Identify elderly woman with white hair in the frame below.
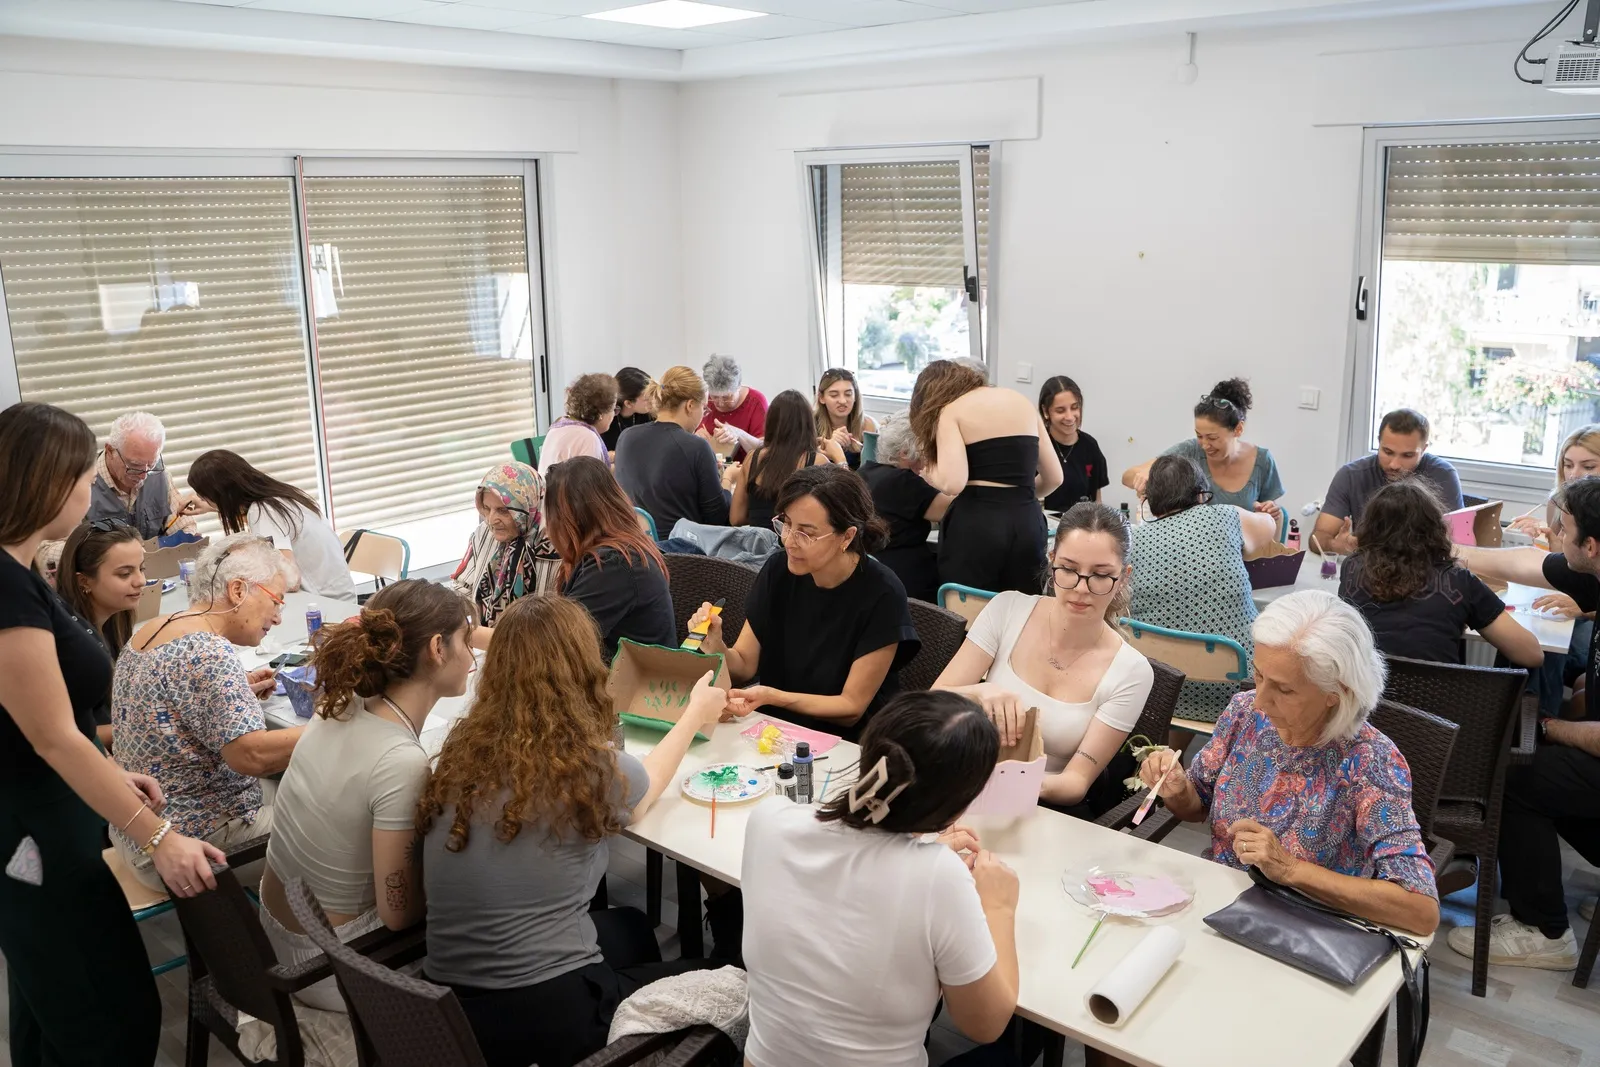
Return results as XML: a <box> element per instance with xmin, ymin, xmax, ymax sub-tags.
<box><xmin>859</xmin><ymin>412</ymin><xmax>952</xmax><ymax>602</ymax></box>
<box><xmin>1138</xmin><ymin>590</ymin><xmax>1440</xmax><ymax>936</ymax></box>
<box><xmin>696</xmin><ymin>354</ymin><xmax>768</xmax><ymax>462</ymax></box>
<box><xmin>111</xmin><ymin>533</ymin><xmax>305</xmax><ymax>891</ymax></box>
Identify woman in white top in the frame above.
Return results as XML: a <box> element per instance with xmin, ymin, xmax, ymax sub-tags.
<box><xmin>935</xmin><ymin>501</ymin><xmax>1154</xmax><ymax>815</ymax></box>
<box><xmin>183</xmin><ymin>448</ymin><xmax>357</xmax><ymax>601</ymax></box>
<box><xmin>258</xmin><ymin>579</ymin><xmax>474</xmax><ymax>1010</ymax></box>
<box><xmin>741</xmin><ymin>690</ymin><xmax>1020</xmax><ymax>1067</ymax></box>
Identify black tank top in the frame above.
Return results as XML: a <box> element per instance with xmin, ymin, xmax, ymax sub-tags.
<box><xmin>745</xmin><ymin>449</ymin><xmax>819</xmax><ymax>530</ymax></box>
<box><xmin>963</xmin><ymin>435</ymin><xmax>1038</xmax><ymax>489</ymax></box>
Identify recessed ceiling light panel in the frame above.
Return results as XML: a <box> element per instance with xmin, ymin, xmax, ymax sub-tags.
<box><xmin>585</xmin><ymin>1</ymin><xmax>766</xmax><ymax>30</ymax></box>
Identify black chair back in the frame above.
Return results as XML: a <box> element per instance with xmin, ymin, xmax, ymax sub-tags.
<box><xmin>901</xmin><ymin>599</ymin><xmax>968</xmax><ymax>691</ymax></box>
<box><xmin>1129</xmin><ymin>659</ymin><xmax>1184</xmax><ymax>749</ymax></box>
<box><xmin>1380</xmin><ymin>655</ymin><xmax>1525</xmax><ymax>804</ymax></box>
<box><xmin>663</xmin><ymin>553</ymin><xmax>760</xmax><ymax>647</ymax></box>
<box><xmin>1367</xmin><ymin>697</ymin><xmax>1459</xmax><ymax>847</ymax></box>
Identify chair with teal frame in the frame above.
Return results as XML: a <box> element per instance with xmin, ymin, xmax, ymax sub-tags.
<box><xmin>861</xmin><ymin>430</ymin><xmax>878</xmax><ymax>464</ymax></box>
<box><xmin>510</xmin><ymin>435</ymin><xmax>545</xmax><ymax>468</ymax></box>
<box><xmin>635</xmin><ymin>507</ymin><xmax>659</xmax><ymax>541</ymax></box>
<box><xmin>103</xmin><ymin>847</ymin><xmax>187</xmax><ymax>976</ymax></box>
<box><xmin>1120</xmin><ymin>619</ymin><xmax>1249</xmax><ymax>736</ymax></box>
<box><xmin>938</xmin><ymin>582</ymin><xmax>998</xmax><ymax>629</ymax></box>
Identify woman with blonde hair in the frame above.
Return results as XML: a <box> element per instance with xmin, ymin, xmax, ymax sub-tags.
<box><xmin>909</xmin><ymin>359</ymin><xmax>1062</xmax><ymax>594</ymax></box>
<box><xmin>418</xmin><ymin>594</ymin><xmax>728</xmax><ymax>1067</ymax></box>
<box><xmin>613</xmin><ymin>364</ymin><xmax>730</xmax><ymax>536</ymax></box>
<box><xmin>814</xmin><ymin>367</ymin><xmax>878</xmax><ymax>471</ymax></box>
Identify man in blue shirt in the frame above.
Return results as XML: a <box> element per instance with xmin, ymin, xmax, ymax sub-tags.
<box><xmin>1312</xmin><ymin>408</ymin><xmax>1462</xmax><ymax>555</ymax></box>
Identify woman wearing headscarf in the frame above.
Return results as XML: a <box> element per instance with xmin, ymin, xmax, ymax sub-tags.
<box><xmin>451</xmin><ymin>462</ymin><xmax>560</xmax><ymax>649</ymax></box>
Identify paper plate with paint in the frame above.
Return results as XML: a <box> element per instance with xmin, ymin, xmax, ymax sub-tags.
<box><xmin>680</xmin><ymin>763</ymin><xmax>771</xmax><ymax>804</ymax></box>
<box><xmin>1062</xmin><ymin>864</ymin><xmax>1194</xmax><ymax>920</ymax></box>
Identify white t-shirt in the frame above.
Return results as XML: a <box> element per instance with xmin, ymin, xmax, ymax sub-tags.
<box><xmin>967</xmin><ymin>591</ymin><xmax>1154</xmax><ymax>772</ymax></box>
<box><xmin>249</xmin><ymin>502</ymin><xmax>357</xmax><ymax>602</ymax></box>
<box><xmin>741</xmin><ymin>801</ymin><xmax>997</xmax><ymax>1067</ymax></box>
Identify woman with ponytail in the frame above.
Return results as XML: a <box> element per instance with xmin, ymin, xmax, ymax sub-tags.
<box><xmin>934</xmin><ymin>502</ymin><xmax>1154</xmax><ymax>817</ymax></box>
<box><xmin>259</xmin><ymin>579</ymin><xmax>474</xmax><ymax>1010</ymax></box>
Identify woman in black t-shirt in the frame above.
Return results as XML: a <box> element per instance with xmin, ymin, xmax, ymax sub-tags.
<box><xmin>1338</xmin><ymin>480</ymin><xmax>1543</xmax><ymax>667</ymax></box>
<box><xmin>546</xmin><ymin>457</ymin><xmax>675</xmax><ymax>662</ymax></box>
<box><xmin>601</xmin><ymin>366</ymin><xmax>659</xmax><ymax>454</ymax></box>
<box><xmin>1038</xmin><ymin>376</ymin><xmax>1110</xmax><ymax>512</ymax></box>
<box><xmin>0</xmin><ymin>402</ymin><xmax>224</xmax><ymax>1067</ymax></box>
<box><xmin>859</xmin><ymin>412</ymin><xmax>951</xmax><ymax>602</ymax></box>
<box><xmin>689</xmin><ymin>465</ymin><xmax>920</xmax><ymax>741</ymax></box>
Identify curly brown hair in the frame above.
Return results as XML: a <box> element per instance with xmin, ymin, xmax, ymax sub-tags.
<box><xmin>565</xmin><ymin>373</ymin><xmax>620</xmax><ymax>425</ymax></box>
<box><xmin>416</xmin><ymin>594</ymin><xmax>623</xmax><ymax>849</ymax></box>
<box><xmin>1351</xmin><ymin>479</ymin><xmax>1454</xmax><ymax>602</ymax></box>
<box><xmin>908</xmin><ymin>359</ymin><xmax>984</xmax><ymax>463</ymax></box>
<box><xmin>310</xmin><ymin>580</ymin><xmax>470</xmax><ymax>720</ymax></box>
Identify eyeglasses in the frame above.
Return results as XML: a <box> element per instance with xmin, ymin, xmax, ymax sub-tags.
<box><xmin>89</xmin><ymin>517</ymin><xmax>133</xmax><ymax>533</ymax></box>
<box><xmin>109</xmin><ymin>445</ymin><xmax>165</xmax><ymax>477</ymax></box>
<box><xmin>251</xmin><ymin>582</ymin><xmax>285</xmax><ymax>607</ymax></box>
<box><xmin>772</xmin><ymin>517</ymin><xmax>836</xmax><ymax>547</ymax></box>
<box><xmin>1196</xmin><ymin>489</ymin><xmax>1215</xmax><ymax>505</ymax></box>
<box><xmin>1050</xmin><ymin>566</ymin><xmax>1120</xmax><ymax>594</ymax></box>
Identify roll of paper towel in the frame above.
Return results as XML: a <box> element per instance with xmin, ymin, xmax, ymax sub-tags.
<box><xmin>1084</xmin><ymin>926</ymin><xmax>1185</xmax><ymax>1027</ymax></box>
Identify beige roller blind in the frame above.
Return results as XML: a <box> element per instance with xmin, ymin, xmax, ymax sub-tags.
<box><xmin>301</xmin><ymin>176</ymin><xmax>537</xmax><ymax>533</ymax></box>
<box><xmin>1384</xmin><ymin>140</ymin><xmax>1600</xmax><ymax>264</ymax></box>
<box><xmin>0</xmin><ymin>177</ymin><xmax>319</xmax><ymax>516</ymax></box>
<box><xmin>840</xmin><ymin>160</ymin><xmax>966</xmax><ymax>287</ymax></box>
<box><xmin>974</xmin><ymin>145</ymin><xmax>991</xmax><ymax>285</ymax></box>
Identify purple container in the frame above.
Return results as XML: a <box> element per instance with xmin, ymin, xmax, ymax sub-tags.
<box><xmin>1320</xmin><ymin>557</ymin><xmax>1339</xmax><ymax>580</ymax></box>
<box><xmin>179</xmin><ymin>558</ymin><xmax>196</xmax><ymax>586</ymax></box>
<box><xmin>305</xmin><ymin>605</ymin><xmax>322</xmax><ymax>637</ymax></box>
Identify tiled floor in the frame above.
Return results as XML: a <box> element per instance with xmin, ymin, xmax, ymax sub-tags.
<box><xmin>2</xmin><ymin>826</ymin><xmax>1596</xmax><ymax>1067</ymax></box>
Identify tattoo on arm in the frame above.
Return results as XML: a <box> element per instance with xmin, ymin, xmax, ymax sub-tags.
<box><xmin>384</xmin><ymin>871</ymin><xmax>408</xmax><ymax>912</ymax></box>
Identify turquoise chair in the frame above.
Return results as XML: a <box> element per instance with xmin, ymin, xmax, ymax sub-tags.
<box><xmin>634</xmin><ymin>507</ymin><xmax>659</xmax><ymax>541</ymax></box>
<box><xmin>861</xmin><ymin>430</ymin><xmax>878</xmax><ymax>464</ymax></box>
<box><xmin>938</xmin><ymin>582</ymin><xmax>998</xmax><ymax>629</ymax></box>
<box><xmin>1121</xmin><ymin>619</ymin><xmax>1249</xmax><ymax>736</ymax></box>
<box><xmin>510</xmin><ymin>435</ymin><xmax>545</xmax><ymax>468</ymax></box>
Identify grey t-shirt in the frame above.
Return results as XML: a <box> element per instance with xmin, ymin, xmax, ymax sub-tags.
<box><xmin>422</xmin><ymin>750</ymin><xmax>650</xmax><ymax>990</ymax></box>
<box><xmin>1322</xmin><ymin>453</ymin><xmax>1463</xmax><ymax>525</ymax></box>
<box><xmin>1161</xmin><ymin>439</ymin><xmax>1284</xmax><ymax>511</ymax></box>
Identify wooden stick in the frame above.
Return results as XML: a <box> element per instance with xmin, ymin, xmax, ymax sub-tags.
<box><xmin>1132</xmin><ymin>757</ymin><xmax>1178</xmax><ymax>827</ymax></box>
<box><xmin>1072</xmin><ymin>912</ymin><xmax>1106</xmax><ymax>969</ymax></box>
<box><xmin>1310</xmin><ymin>533</ymin><xmax>1325</xmax><ymax>557</ymax></box>
<box><xmin>710</xmin><ymin>791</ymin><xmax>716</xmax><ymax>838</ymax></box>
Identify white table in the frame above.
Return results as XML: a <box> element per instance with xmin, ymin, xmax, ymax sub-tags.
<box><xmin>1249</xmin><ymin>551</ymin><xmax>1575</xmax><ymax>654</ymax></box>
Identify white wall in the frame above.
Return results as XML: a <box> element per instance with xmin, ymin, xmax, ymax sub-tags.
<box><xmin>676</xmin><ymin>5</ymin><xmax>1600</xmax><ymax>513</ymax></box>
<box><xmin>0</xmin><ymin>35</ymin><xmax>685</xmax><ymax>406</ymax></box>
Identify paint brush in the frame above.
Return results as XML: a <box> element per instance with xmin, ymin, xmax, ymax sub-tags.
<box><xmin>1132</xmin><ymin>756</ymin><xmax>1178</xmax><ymax>827</ymax></box>
<box><xmin>1072</xmin><ymin>912</ymin><xmax>1106</xmax><ymax>969</ymax></box>
<box><xmin>710</xmin><ymin>790</ymin><xmax>716</xmax><ymax>838</ymax></box>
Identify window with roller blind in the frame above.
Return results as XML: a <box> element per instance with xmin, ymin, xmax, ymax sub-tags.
<box><xmin>0</xmin><ymin>164</ymin><xmax>544</xmax><ymax>569</ymax></box>
<box><xmin>803</xmin><ymin>145</ymin><xmax>992</xmax><ymax>401</ymax></box>
<box><xmin>1352</xmin><ymin>124</ymin><xmax>1600</xmax><ymax>486</ymax></box>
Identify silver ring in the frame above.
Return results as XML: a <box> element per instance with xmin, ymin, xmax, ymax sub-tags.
<box><xmin>182</xmin><ymin>883</ymin><xmax>193</xmax><ymax>891</ymax></box>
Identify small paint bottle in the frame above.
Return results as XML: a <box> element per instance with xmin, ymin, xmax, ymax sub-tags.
<box><xmin>792</xmin><ymin>741</ymin><xmax>814</xmax><ymax>803</ymax></box>
<box><xmin>776</xmin><ymin>763</ymin><xmax>797</xmax><ymax>801</ymax></box>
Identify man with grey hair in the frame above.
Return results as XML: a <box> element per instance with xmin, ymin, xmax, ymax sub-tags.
<box><xmin>88</xmin><ymin>410</ymin><xmax>197</xmax><ymax>539</ymax></box>
<box><xmin>859</xmin><ymin>412</ymin><xmax>951</xmax><ymax>601</ymax></box>
<box><xmin>695</xmin><ymin>354</ymin><xmax>767</xmax><ymax>462</ymax></box>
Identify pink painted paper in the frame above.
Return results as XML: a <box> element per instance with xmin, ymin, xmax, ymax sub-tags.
<box><xmin>739</xmin><ymin>719</ymin><xmax>842</xmax><ymax>756</ymax></box>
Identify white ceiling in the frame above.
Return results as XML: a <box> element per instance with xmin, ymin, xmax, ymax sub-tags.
<box><xmin>0</xmin><ymin>0</ymin><xmax>1559</xmax><ymax>80</ymax></box>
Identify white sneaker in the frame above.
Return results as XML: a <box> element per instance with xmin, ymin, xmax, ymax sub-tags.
<box><xmin>1447</xmin><ymin>914</ymin><xmax>1579</xmax><ymax>970</ymax></box>
<box><xmin>1582</xmin><ymin>897</ymin><xmax>1596</xmax><ymax>923</ymax></box>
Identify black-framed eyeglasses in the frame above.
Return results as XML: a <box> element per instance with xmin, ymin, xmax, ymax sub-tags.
<box><xmin>109</xmin><ymin>445</ymin><xmax>165</xmax><ymax>477</ymax></box>
<box><xmin>89</xmin><ymin>517</ymin><xmax>133</xmax><ymax>533</ymax></box>
<box><xmin>1051</xmin><ymin>566</ymin><xmax>1120</xmax><ymax>594</ymax></box>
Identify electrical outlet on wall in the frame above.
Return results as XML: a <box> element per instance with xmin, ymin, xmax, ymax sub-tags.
<box><xmin>1298</xmin><ymin>387</ymin><xmax>1320</xmax><ymax>410</ymax></box>
<box><xmin>1016</xmin><ymin>362</ymin><xmax>1032</xmax><ymax>383</ymax></box>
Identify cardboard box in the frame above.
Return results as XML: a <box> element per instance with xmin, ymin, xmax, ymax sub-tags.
<box><xmin>965</xmin><ymin>706</ymin><xmax>1047</xmax><ymax>817</ymax></box>
<box><xmin>608</xmin><ymin>639</ymin><xmax>729</xmax><ymax>740</ymax></box>
<box><xmin>134</xmin><ymin>582</ymin><xmax>164</xmax><ymax>623</ymax></box>
<box><xmin>143</xmin><ymin>536</ymin><xmax>209</xmax><ymax>580</ymax></box>
<box><xmin>1244</xmin><ymin>540</ymin><xmax>1305</xmax><ymax>589</ymax></box>
<box><xmin>1444</xmin><ymin>501</ymin><xmax>1503</xmax><ymax>548</ymax></box>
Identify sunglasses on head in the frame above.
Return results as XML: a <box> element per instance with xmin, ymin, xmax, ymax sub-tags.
<box><xmin>89</xmin><ymin>518</ymin><xmax>133</xmax><ymax>533</ymax></box>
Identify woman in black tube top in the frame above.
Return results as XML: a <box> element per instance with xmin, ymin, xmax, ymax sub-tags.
<box><xmin>909</xmin><ymin>360</ymin><xmax>1063</xmax><ymax>595</ymax></box>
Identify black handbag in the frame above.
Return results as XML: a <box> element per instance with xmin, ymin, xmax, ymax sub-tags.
<box><xmin>1204</xmin><ymin>867</ymin><xmax>1429</xmax><ymax>1067</ymax></box>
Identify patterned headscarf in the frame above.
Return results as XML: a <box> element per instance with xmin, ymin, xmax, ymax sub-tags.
<box><xmin>451</xmin><ymin>462</ymin><xmax>558</xmax><ymax>626</ymax></box>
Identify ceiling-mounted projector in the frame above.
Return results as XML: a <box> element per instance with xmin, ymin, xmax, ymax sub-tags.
<box><xmin>1519</xmin><ymin>0</ymin><xmax>1600</xmax><ymax>92</ymax></box>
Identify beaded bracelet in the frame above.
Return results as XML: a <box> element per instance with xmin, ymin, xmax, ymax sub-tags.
<box><xmin>140</xmin><ymin>819</ymin><xmax>174</xmax><ymax>856</ymax></box>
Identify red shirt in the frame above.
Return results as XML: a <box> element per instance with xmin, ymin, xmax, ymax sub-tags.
<box><xmin>698</xmin><ymin>387</ymin><xmax>768</xmax><ymax>462</ymax></box>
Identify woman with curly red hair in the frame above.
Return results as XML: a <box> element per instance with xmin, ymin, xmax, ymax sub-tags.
<box><xmin>417</xmin><ymin>594</ymin><xmax>730</xmax><ymax>1067</ymax></box>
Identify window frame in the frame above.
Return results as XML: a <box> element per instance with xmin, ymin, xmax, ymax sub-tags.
<box><xmin>796</xmin><ymin>143</ymin><xmax>997</xmax><ymax>404</ymax></box>
<box><xmin>1345</xmin><ymin>119</ymin><xmax>1600</xmax><ymax>503</ymax></box>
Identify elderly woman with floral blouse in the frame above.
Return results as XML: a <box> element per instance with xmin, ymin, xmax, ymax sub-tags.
<box><xmin>1138</xmin><ymin>589</ymin><xmax>1440</xmax><ymax>937</ymax></box>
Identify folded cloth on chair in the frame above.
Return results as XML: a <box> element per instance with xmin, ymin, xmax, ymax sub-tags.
<box><xmin>606</xmin><ymin>965</ymin><xmax>748</xmax><ymax>1060</ymax></box>
<box><xmin>236</xmin><ymin>1006</ymin><xmax>356</xmax><ymax>1067</ymax></box>
<box><xmin>667</xmin><ymin>521</ymin><xmax>780</xmax><ymax>566</ymax></box>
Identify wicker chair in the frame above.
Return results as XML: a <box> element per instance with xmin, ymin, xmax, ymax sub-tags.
<box><xmin>1578</xmin><ymin>897</ymin><xmax>1600</xmax><ymax>989</ymax></box>
<box><xmin>1367</xmin><ymin>697</ymin><xmax>1460</xmax><ymax>875</ymax></box>
<box><xmin>283</xmin><ymin>879</ymin><xmax>738</xmax><ymax>1067</ymax></box>
<box><xmin>1092</xmin><ymin>660</ymin><xmax>1185</xmax><ymax>841</ymax></box>
<box><xmin>900</xmin><ymin>599</ymin><xmax>969</xmax><ymax>692</ymax></box>
<box><xmin>1381</xmin><ymin>654</ymin><xmax>1532</xmax><ymax>997</ymax></box>
<box><xmin>662</xmin><ymin>553</ymin><xmax>760</xmax><ymax>646</ymax></box>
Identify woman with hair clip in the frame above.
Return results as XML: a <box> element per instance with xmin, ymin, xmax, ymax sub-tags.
<box><xmin>0</xmin><ymin>402</ymin><xmax>222</xmax><ymax>1067</ymax></box>
<box><xmin>601</xmin><ymin>366</ymin><xmax>659</xmax><ymax>454</ymax></box>
<box><xmin>741</xmin><ymin>690</ymin><xmax>1022</xmax><ymax>1067</ymax></box>
<box><xmin>908</xmin><ymin>359</ymin><xmax>1063</xmax><ymax>595</ymax></box>
<box><xmin>732</xmin><ymin>388</ymin><xmax>845</xmax><ymax>529</ymax></box>
<box><xmin>110</xmin><ymin>533</ymin><xmax>303</xmax><ymax>891</ymax></box>
<box><xmin>1122</xmin><ymin>377</ymin><xmax>1285</xmax><ymax>521</ymax></box>
<box><xmin>1339</xmin><ymin>479</ymin><xmax>1543</xmax><ymax>669</ymax></box>
<box><xmin>56</xmin><ymin>518</ymin><xmax>146</xmax><ymax>748</ymax></box>
<box><xmin>259</xmin><ymin>579</ymin><xmax>474</xmax><ymax>1010</ymax></box>
<box><xmin>183</xmin><ymin>447</ymin><xmax>356</xmax><ymax>601</ymax></box>
<box><xmin>452</xmin><ymin>461</ymin><xmax>560</xmax><ymax>649</ymax></box>
<box><xmin>1038</xmin><ymin>375</ymin><xmax>1110</xmax><ymax>511</ymax></box>
<box><xmin>815</xmin><ymin>367</ymin><xmax>878</xmax><ymax>471</ymax></box>
<box><xmin>419</xmin><ymin>594</ymin><xmax>729</xmax><ymax>1067</ymax></box>
<box><xmin>690</xmin><ymin>464</ymin><xmax>920</xmax><ymax>741</ymax></box>
<box><xmin>934</xmin><ymin>502</ymin><xmax>1154</xmax><ymax>816</ymax></box>
<box><xmin>545</xmin><ymin>456</ymin><xmax>674</xmax><ymax>660</ymax></box>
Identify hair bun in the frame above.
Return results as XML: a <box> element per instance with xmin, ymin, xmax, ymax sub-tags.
<box><xmin>355</xmin><ymin>607</ymin><xmax>406</xmax><ymax>696</ymax></box>
<box><xmin>1210</xmin><ymin>377</ymin><xmax>1252</xmax><ymax>413</ymax></box>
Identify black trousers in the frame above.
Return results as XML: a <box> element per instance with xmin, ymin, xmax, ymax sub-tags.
<box><xmin>0</xmin><ymin>773</ymin><xmax>160</xmax><ymax>1067</ymax></box>
<box><xmin>1498</xmin><ymin>744</ymin><xmax>1600</xmax><ymax>937</ymax></box>
<box><xmin>441</xmin><ymin>906</ymin><xmax>718</xmax><ymax>1067</ymax></box>
<box><xmin>939</xmin><ymin>486</ymin><xmax>1047</xmax><ymax>596</ymax></box>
